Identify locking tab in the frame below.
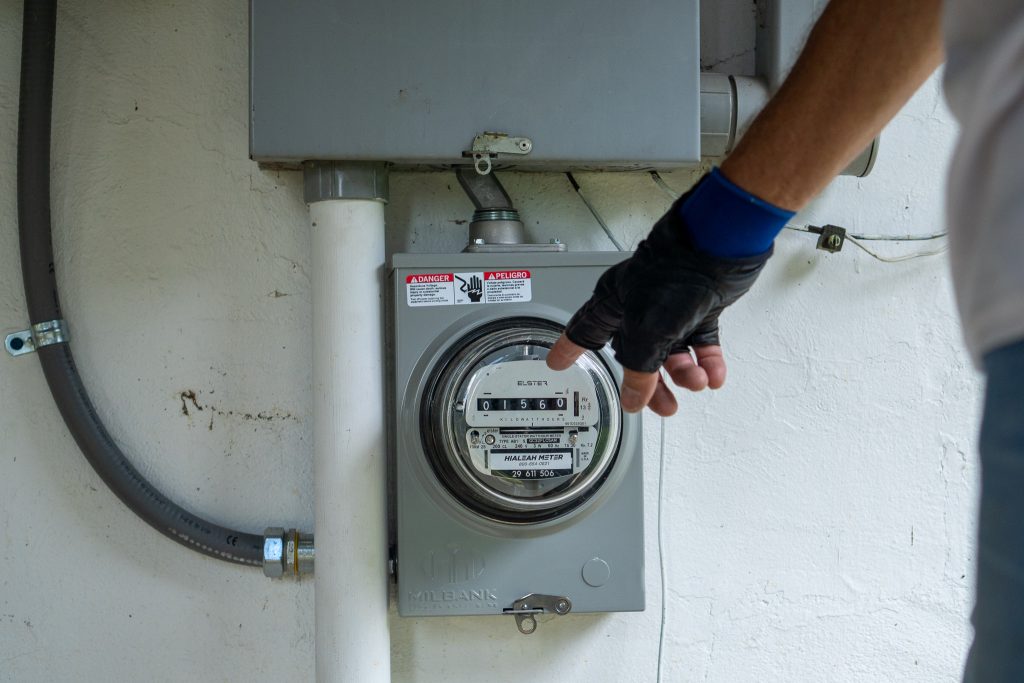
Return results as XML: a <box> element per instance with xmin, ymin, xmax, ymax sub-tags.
<box><xmin>503</xmin><ymin>593</ymin><xmax>572</xmax><ymax>634</ymax></box>
<box><xmin>464</xmin><ymin>132</ymin><xmax>533</xmax><ymax>175</ymax></box>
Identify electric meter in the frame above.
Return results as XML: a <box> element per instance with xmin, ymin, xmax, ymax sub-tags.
<box><xmin>391</xmin><ymin>251</ymin><xmax>644</xmax><ymax>623</ymax></box>
<box><xmin>422</xmin><ymin>320</ymin><xmax>621</xmax><ymax>523</ymax></box>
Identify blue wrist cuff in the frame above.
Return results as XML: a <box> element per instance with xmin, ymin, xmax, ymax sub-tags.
<box><xmin>679</xmin><ymin>167</ymin><xmax>795</xmax><ymax>258</ymax></box>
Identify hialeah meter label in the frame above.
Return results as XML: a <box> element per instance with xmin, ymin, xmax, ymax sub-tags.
<box><xmin>406</xmin><ymin>270</ymin><xmax>531</xmax><ymax>307</ymax></box>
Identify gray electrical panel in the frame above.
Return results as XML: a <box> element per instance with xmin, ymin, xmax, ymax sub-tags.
<box><xmin>250</xmin><ymin>0</ymin><xmax>699</xmax><ymax>169</ymax></box>
<box><xmin>390</xmin><ymin>251</ymin><xmax>644</xmax><ymax>628</ymax></box>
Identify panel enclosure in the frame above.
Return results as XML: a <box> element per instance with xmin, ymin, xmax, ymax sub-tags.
<box><xmin>390</xmin><ymin>252</ymin><xmax>644</xmax><ymax>618</ymax></box>
<box><xmin>250</xmin><ymin>1</ymin><xmax>699</xmax><ymax>169</ymax></box>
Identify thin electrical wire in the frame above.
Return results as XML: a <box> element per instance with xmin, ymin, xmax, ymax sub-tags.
<box><xmin>782</xmin><ymin>224</ymin><xmax>815</xmax><ymax>235</ymax></box>
<box><xmin>846</xmin><ymin>235</ymin><xmax>949</xmax><ymax>263</ymax></box>
<box><xmin>656</xmin><ymin>414</ymin><xmax>668</xmax><ymax>683</ymax></box>
<box><xmin>783</xmin><ymin>225</ymin><xmax>948</xmax><ymax>262</ymax></box>
<box><xmin>780</xmin><ymin>222</ymin><xmax>947</xmax><ymax>241</ymax></box>
<box><xmin>566</xmin><ymin>173</ymin><xmax>627</xmax><ymax>251</ymax></box>
<box><xmin>650</xmin><ymin>171</ymin><xmax>680</xmax><ymax>201</ymax></box>
<box><xmin>848</xmin><ymin>232</ymin><xmax>947</xmax><ymax>241</ymax></box>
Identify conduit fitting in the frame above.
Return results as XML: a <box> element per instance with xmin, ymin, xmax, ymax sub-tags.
<box><xmin>455</xmin><ymin>167</ymin><xmax>525</xmax><ymax>247</ymax></box>
<box><xmin>262</xmin><ymin>527</ymin><xmax>314</xmax><ymax>578</ymax></box>
<box><xmin>699</xmin><ymin>73</ymin><xmax>770</xmax><ymax>158</ymax></box>
<box><xmin>469</xmin><ymin>209</ymin><xmax>525</xmax><ymax>246</ymax></box>
<box><xmin>698</xmin><ymin>71</ymin><xmax>877</xmax><ymax>177</ymax></box>
<box><xmin>302</xmin><ymin>160</ymin><xmax>389</xmax><ymax>204</ymax></box>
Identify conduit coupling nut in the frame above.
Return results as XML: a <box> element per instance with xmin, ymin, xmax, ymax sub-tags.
<box><xmin>262</xmin><ymin>527</ymin><xmax>314</xmax><ymax>578</ymax></box>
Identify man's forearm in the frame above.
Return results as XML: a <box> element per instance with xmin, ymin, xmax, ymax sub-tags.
<box><xmin>720</xmin><ymin>0</ymin><xmax>944</xmax><ymax>210</ymax></box>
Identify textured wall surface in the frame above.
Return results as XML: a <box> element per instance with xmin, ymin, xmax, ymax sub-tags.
<box><xmin>0</xmin><ymin>2</ymin><xmax>978</xmax><ymax>681</ymax></box>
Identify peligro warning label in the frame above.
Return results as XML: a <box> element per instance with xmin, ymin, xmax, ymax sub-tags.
<box><xmin>406</xmin><ymin>270</ymin><xmax>531</xmax><ymax>307</ymax></box>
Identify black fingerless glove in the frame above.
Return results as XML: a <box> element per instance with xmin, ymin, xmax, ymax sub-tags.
<box><xmin>564</xmin><ymin>194</ymin><xmax>771</xmax><ymax>373</ymax></box>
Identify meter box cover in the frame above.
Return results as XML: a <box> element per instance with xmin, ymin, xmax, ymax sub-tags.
<box><xmin>250</xmin><ymin>0</ymin><xmax>700</xmax><ymax>168</ymax></box>
<box><xmin>390</xmin><ymin>252</ymin><xmax>644</xmax><ymax>619</ymax></box>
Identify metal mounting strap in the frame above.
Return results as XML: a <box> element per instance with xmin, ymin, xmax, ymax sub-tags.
<box><xmin>5</xmin><ymin>319</ymin><xmax>69</xmax><ymax>357</ymax></box>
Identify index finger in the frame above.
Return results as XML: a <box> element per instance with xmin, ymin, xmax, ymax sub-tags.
<box><xmin>546</xmin><ymin>333</ymin><xmax>586</xmax><ymax>371</ymax></box>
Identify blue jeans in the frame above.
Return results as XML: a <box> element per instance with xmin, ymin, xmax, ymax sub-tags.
<box><xmin>964</xmin><ymin>338</ymin><xmax>1024</xmax><ymax>682</ymax></box>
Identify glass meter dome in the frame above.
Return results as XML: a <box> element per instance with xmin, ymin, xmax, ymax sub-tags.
<box><xmin>421</xmin><ymin>318</ymin><xmax>622</xmax><ymax>523</ymax></box>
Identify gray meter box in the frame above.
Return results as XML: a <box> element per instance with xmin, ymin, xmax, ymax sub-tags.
<box><xmin>390</xmin><ymin>251</ymin><xmax>644</xmax><ymax>619</ymax></box>
<box><xmin>250</xmin><ymin>0</ymin><xmax>699</xmax><ymax>168</ymax></box>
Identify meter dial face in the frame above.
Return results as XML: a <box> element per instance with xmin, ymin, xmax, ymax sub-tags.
<box><xmin>421</xmin><ymin>318</ymin><xmax>622</xmax><ymax>523</ymax></box>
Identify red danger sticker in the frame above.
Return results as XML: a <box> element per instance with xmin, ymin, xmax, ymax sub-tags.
<box><xmin>484</xmin><ymin>270</ymin><xmax>531</xmax><ymax>280</ymax></box>
<box><xmin>405</xmin><ymin>270</ymin><xmax>532</xmax><ymax>307</ymax></box>
<box><xmin>406</xmin><ymin>273</ymin><xmax>453</xmax><ymax>284</ymax></box>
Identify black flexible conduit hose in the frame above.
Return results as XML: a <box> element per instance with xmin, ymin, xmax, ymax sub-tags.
<box><xmin>17</xmin><ymin>0</ymin><xmax>262</xmax><ymax>566</ymax></box>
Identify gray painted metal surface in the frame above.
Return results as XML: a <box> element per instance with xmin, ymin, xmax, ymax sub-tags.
<box><xmin>390</xmin><ymin>250</ymin><xmax>645</xmax><ymax>617</ymax></box>
<box><xmin>250</xmin><ymin>0</ymin><xmax>699</xmax><ymax>169</ymax></box>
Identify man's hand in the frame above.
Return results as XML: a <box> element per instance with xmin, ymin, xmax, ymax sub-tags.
<box><xmin>545</xmin><ymin>193</ymin><xmax>770</xmax><ymax>416</ymax></box>
<box><xmin>548</xmin><ymin>339</ymin><xmax>727</xmax><ymax>416</ymax></box>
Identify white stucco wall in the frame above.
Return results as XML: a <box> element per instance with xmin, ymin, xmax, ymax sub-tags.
<box><xmin>0</xmin><ymin>2</ymin><xmax>979</xmax><ymax>681</ymax></box>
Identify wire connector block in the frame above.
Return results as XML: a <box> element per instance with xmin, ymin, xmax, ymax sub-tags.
<box><xmin>810</xmin><ymin>224</ymin><xmax>847</xmax><ymax>253</ymax></box>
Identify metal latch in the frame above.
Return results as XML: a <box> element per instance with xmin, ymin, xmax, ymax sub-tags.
<box><xmin>465</xmin><ymin>132</ymin><xmax>533</xmax><ymax>176</ymax></box>
<box><xmin>5</xmin><ymin>319</ymin><xmax>69</xmax><ymax>357</ymax></box>
<box><xmin>503</xmin><ymin>593</ymin><xmax>572</xmax><ymax>634</ymax></box>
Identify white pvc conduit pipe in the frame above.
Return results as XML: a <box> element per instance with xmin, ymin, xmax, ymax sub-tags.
<box><xmin>310</xmin><ymin>198</ymin><xmax>390</xmax><ymax>683</ymax></box>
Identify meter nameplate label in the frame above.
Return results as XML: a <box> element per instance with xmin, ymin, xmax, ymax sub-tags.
<box><xmin>405</xmin><ymin>270</ymin><xmax>531</xmax><ymax>307</ymax></box>
<box><xmin>490</xmin><ymin>449</ymin><xmax>573</xmax><ymax>479</ymax></box>
<box><xmin>462</xmin><ymin>359</ymin><xmax>604</xmax><ymax>481</ymax></box>
<box><xmin>492</xmin><ymin>449</ymin><xmax>572</xmax><ymax>470</ymax></box>
<box><xmin>466</xmin><ymin>429</ymin><xmax>597</xmax><ymax>479</ymax></box>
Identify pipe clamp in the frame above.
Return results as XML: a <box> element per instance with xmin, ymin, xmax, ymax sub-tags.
<box><xmin>5</xmin><ymin>319</ymin><xmax>69</xmax><ymax>357</ymax></box>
